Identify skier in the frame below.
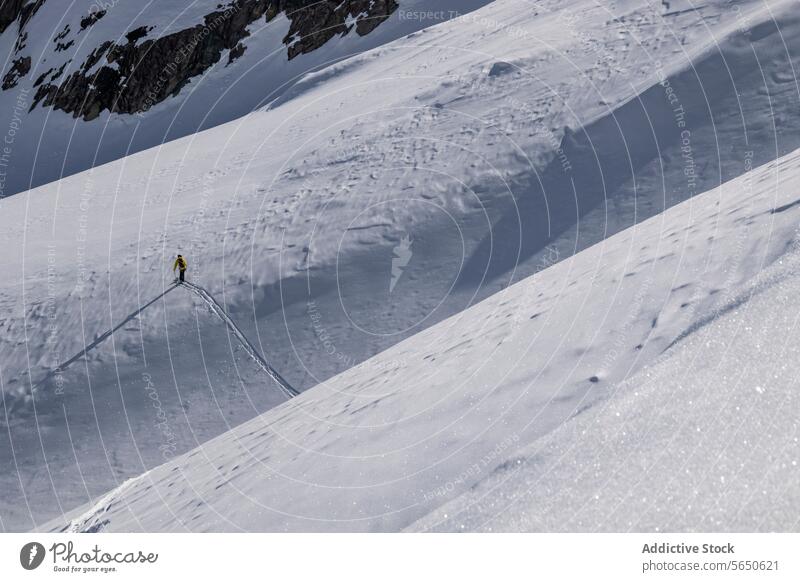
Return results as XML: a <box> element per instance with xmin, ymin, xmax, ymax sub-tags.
<box><xmin>173</xmin><ymin>254</ymin><xmax>188</xmax><ymax>283</ymax></box>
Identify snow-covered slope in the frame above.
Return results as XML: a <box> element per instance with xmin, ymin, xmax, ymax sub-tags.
<box><xmin>0</xmin><ymin>0</ymin><xmax>491</xmax><ymax>197</ymax></box>
<box><xmin>41</xmin><ymin>145</ymin><xmax>800</xmax><ymax>532</ymax></box>
<box><xmin>412</xmin><ymin>248</ymin><xmax>800</xmax><ymax>532</ymax></box>
<box><xmin>4</xmin><ymin>0</ymin><xmax>800</xmax><ymax>531</ymax></box>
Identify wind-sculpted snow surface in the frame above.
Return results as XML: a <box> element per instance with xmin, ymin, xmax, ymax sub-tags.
<box><xmin>4</xmin><ymin>0</ymin><xmax>800</xmax><ymax>531</ymax></box>
<box><xmin>41</xmin><ymin>148</ymin><xmax>800</xmax><ymax>532</ymax></box>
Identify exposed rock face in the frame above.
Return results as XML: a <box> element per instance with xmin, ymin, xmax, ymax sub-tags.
<box><xmin>5</xmin><ymin>0</ymin><xmax>398</xmax><ymax>120</ymax></box>
<box><xmin>80</xmin><ymin>9</ymin><xmax>105</xmax><ymax>31</ymax></box>
<box><xmin>0</xmin><ymin>0</ymin><xmax>26</xmax><ymax>34</ymax></box>
<box><xmin>227</xmin><ymin>42</ymin><xmax>247</xmax><ymax>65</ymax></box>
<box><xmin>54</xmin><ymin>24</ymin><xmax>74</xmax><ymax>52</ymax></box>
<box><xmin>31</xmin><ymin>1</ymin><xmax>271</xmax><ymax>120</ymax></box>
<box><xmin>281</xmin><ymin>0</ymin><xmax>399</xmax><ymax>59</ymax></box>
<box><xmin>2</xmin><ymin>56</ymin><xmax>30</xmax><ymax>90</ymax></box>
<box><xmin>0</xmin><ymin>0</ymin><xmax>44</xmax><ymax>34</ymax></box>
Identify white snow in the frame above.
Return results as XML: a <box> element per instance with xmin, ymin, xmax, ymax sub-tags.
<box><xmin>2</xmin><ymin>0</ymin><xmax>799</xmax><ymax>531</ymax></box>
<box><xmin>0</xmin><ymin>0</ymin><xmax>493</xmax><ymax>197</ymax></box>
<box><xmin>40</xmin><ymin>144</ymin><xmax>800</xmax><ymax>532</ymax></box>
<box><xmin>413</xmin><ymin>246</ymin><xmax>800</xmax><ymax>531</ymax></box>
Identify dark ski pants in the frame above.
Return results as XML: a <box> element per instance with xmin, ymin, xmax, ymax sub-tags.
<box><xmin>179</xmin><ymin>270</ymin><xmax>185</xmax><ymax>282</ymax></box>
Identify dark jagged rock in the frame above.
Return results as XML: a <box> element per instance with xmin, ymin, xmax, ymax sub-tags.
<box><xmin>0</xmin><ymin>0</ymin><xmax>27</xmax><ymax>34</ymax></box>
<box><xmin>80</xmin><ymin>9</ymin><xmax>106</xmax><ymax>30</ymax></box>
<box><xmin>13</xmin><ymin>0</ymin><xmax>399</xmax><ymax>120</ymax></box>
<box><xmin>32</xmin><ymin>66</ymin><xmax>52</xmax><ymax>87</ymax></box>
<box><xmin>54</xmin><ymin>23</ymin><xmax>69</xmax><ymax>41</ymax></box>
<box><xmin>35</xmin><ymin>1</ymin><xmax>269</xmax><ymax>120</ymax></box>
<box><xmin>278</xmin><ymin>0</ymin><xmax>398</xmax><ymax>60</ymax></box>
<box><xmin>1</xmin><ymin>0</ymin><xmax>45</xmax><ymax>34</ymax></box>
<box><xmin>125</xmin><ymin>25</ymin><xmax>150</xmax><ymax>44</ymax></box>
<box><xmin>227</xmin><ymin>42</ymin><xmax>247</xmax><ymax>65</ymax></box>
<box><xmin>55</xmin><ymin>39</ymin><xmax>74</xmax><ymax>52</ymax></box>
<box><xmin>14</xmin><ymin>29</ymin><xmax>27</xmax><ymax>52</ymax></box>
<box><xmin>2</xmin><ymin>56</ymin><xmax>30</xmax><ymax>90</ymax></box>
<box><xmin>31</xmin><ymin>61</ymin><xmax>69</xmax><ymax>90</ymax></box>
<box><xmin>20</xmin><ymin>0</ymin><xmax>45</xmax><ymax>29</ymax></box>
<box><xmin>84</xmin><ymin>41</ymin><xmax>113</xmax><ymax>71</ymax></box>
<box><xmin>30</xmin><ymin>60</ymin><xmax>68</xmax><ymax>109</ymax></box>
<box><xmin>54</xmin><ymin>25</ymin><xmax>73</xmax><ymax>52</ymax></box>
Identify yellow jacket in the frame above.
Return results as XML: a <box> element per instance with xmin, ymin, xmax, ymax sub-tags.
<box><xmin>173</xmin><ymin>256</ymin><xmax>187</xmax><ymax>272</ymax></box>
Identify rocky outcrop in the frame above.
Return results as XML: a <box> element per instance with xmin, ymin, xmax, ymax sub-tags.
<box><xmin>31</xmin><ymin>1</ymin><xmax>271</xmax><ymax>120</ymax></box>
<box><xmin>2</xmin><ymin>56</ymin><xmax>30</xmax><ymax>90</ymax></box>
<box><xmin>0</xmin><ymin>0</ymin><xmax>28</xmax><ymax>34</ymax></box>
<box><xmin>54</xmin><ymin>24</ymin><xmax>74</xmax><ymax>52</ymax></box>
<box><xmin>280</xmin><ymin>0</ymin><xmax>399</xmax><ymax>60</ymax></box>
<box><xmin>0</xmin><ymin>0</ymin><xmax>44</xmax><ymax>34</ymax></box>
<box><xmin>21</xmin><ymin>0</ymin><xmax>398</xmax><ymax>120</ymax></box>
<box><xmin>80</xmin><ymin>9</ymin><xmax>105</xmax><ymax>30</ymax></box>
<box><xmin>227</xmin><ymin>42</ymin><xmax>247</xmax><ymax>65</ymax></box>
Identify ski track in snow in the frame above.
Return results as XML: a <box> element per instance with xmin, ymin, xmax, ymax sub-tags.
<box><xmin>30</xmin><ymin>280</ymin><xmax>297</xmax><ymax>400</ymax></box>
<box><xmin>182</xmin><ymin>282</ymin><xmax>299</xmax><ymax>399</ymax></box>
<box><xmin>38</xmin><ymin>146</ymin><xmax>800</xmax><ymax>533</ymax></box>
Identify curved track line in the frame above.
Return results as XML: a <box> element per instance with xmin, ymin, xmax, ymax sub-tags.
<box><xmin>181</xmin><ymin>281</ymin><xmax>299</xmax><ymax>399</ymax></box>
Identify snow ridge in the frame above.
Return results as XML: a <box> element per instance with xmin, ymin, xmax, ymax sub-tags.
<box><xmin>62</xmin><ymin>472</ymin><xmax>150</xmax><ymax>534</ymax></box>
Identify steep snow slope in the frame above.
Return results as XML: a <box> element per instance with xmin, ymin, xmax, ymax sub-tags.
<box><xmin>0</xmin><ymin>0</ymin><xmax>491</xmax><ymax>197</ymax></box>
<box><xmin>4</xmin><ymin>0</ymin><xmax>800</xmax><ymax>531</ymax></box>
<box><xmin>412</xmin><ymin>248</ymin><xmax>800</xmax><ymax>532</ymax></box>
<box><xmin>2</xmin><ymin>286</ymin><xmax>294</xmax><ymax>533</ymax></box>
<box><xmin>41</xmin><ymin>147</ymin><xmax>800</xmax><ymax>532</ymax></box>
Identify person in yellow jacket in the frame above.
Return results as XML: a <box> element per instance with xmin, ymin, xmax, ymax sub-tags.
<box><xmin>173</xmin><ymin>254</ymin><xmax>187</xmax><ymax>283</ymax></box>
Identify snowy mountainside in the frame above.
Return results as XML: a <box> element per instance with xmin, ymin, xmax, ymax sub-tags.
<box><xmin>412</xmin><ymin>235</ymin><xmax>800</xmax><ymax>529</ymax></box>
<box><xmin>42</xmin><ymin>145</ymin><xmax>800</xmax><ymax>533</ymax></box>
<box><xmin>3</xmin><ymin>0</ymin><xmax>800</xmax><ymax>531</ymax></box>
<box><xmin>0</xmin><ymin>0</ymin><xmax>491</xmax><ymax>197</ymax></box>
<box><xmin>412</xmin><ymin>248</ymin><xmax>800</xmax><ymax>532</ymax></box>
